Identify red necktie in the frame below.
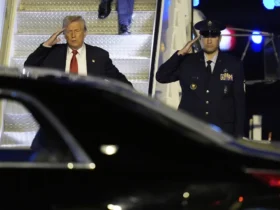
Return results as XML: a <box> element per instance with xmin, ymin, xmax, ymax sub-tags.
<box><xmin>70</xmin><ymin>50</ymin><xmax>78</xmax><ymax>74</ymax></box>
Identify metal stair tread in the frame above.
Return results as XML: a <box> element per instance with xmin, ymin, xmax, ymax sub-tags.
<box><xmin>16</xmin><ymin>11</ymin><xmax>155</xmax><ymax>35</ymax></box>
<box><xmin>11</xmin><ymin>56</ymin><xmax>151</xmax><ymax>80</ymax></box>
<box><xmin>3</xmin><ymin>112</ymin><xmax>39</xmax><ymax>132</ymax></box>
<box><xmin>19</xmin><ymin>0</ymin><xmax>157</xmax><ymax>12</ymax></box>
<box><xmin>1</xmin><ymin>131</ymin><xmax>36</xmax><ymax>146</ymax></box>
<box><xmin>13</xmin><ymin>34</ymin><xmax>152</xmax><ymax>46</ymax></box>
<box><xmin>14</xmin><ymin>34</ymin><xmax>152</xmax><ymax>37</ymax></box>
<box><xmin>0</xmin><ymin>145</ymin><xmax>31</xmax><ymax>149</ymax></box>
<box><xmin>13</xmin><ymin>35</ymin><xmax>152</xmax><ymax>58</ymax></box>
<box><xmin>12</xmin><ymin>56</ymin><xmax>150</xmax><ymax>60</ymax></box>
<box><xmin>17</xmin><ymin>11</ymin><xmax>155</xmax><ymax>14</ymax></box>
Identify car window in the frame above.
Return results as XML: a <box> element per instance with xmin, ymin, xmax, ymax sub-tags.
<box><xmin>1</xmin><ymin>99</ymin><xmax>39</xmax><ymax>147</ymax></box>
<box><xmin>0</xmin><ymin>97</ymin><xmax>93</xmax><ymax>169</ymax></box>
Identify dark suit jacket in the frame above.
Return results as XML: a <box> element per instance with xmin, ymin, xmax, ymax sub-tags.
<box><xmin>26</xmin><ymin>43</ymin><xmax>132</xmax><ymax>154</ymax></box>
<box><xmin>156</xmin><ymin>51</ymin><xmax>245</xmax><ymax>137</ymax></box>
<box><xmin>24</xmin><ymin>43</ymin><xmax>132</xmax><ymax>86</ymax></box>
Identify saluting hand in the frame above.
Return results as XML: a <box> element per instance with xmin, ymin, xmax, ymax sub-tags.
<box><xmin>177</xmin><ymin>36</ymin><xmax>200</xmax><ymax>56</ymax></box>
<box><xmin>43</xmin><ymin>28</ymin><xmax>65</xmax><ymax>47</ymax></box>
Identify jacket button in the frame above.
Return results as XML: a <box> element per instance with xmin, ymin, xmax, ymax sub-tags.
<box><xmin>206</xmin><ymin>112</ymin><xmax>209</xmax><ymax>115</ymax></box>
<box><xmin>206</xmin><ymin>101</ymin><xmax>209</xmax><ymax>104</ymax></box>
<box><xmin>206</xmin><ymin>90</ymin><xmax>209</xmax><ymax>93</ymax></box>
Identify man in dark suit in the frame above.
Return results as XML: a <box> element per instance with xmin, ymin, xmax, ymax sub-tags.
<box><xmin>24</xmin><ymin>15</ymin><xmax>132</xmax><ymax>86</ymax></box>
<box><xmin>25</xmin><ymin>16</ymin><xmax>132</xmax><ymax>161</ymax></box>
<box><xmin>156</xmin><ymin>20</ymin><xmax>245</xmax><ymax>138</ymax></box>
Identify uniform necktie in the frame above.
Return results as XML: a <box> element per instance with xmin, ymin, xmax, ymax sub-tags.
<box><xmin>205</xmin><ymin>60</ymin><xmax>212</xmax><ymax>90</ymax></box>
<box><xmin>206</xmin><ymin>60</ymin><xmax>212</xmax><ymax>74</ymax></box>
<box><xmin>70</xmin><ymin>50</ymin><xmax>78</xmax><ymax>74</ymax></box>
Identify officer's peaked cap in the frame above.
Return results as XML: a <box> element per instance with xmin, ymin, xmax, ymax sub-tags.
<box><xmin>194</xmin><ymin>20</ymin><xmax>226</xmax><ymax>37</ymax></box>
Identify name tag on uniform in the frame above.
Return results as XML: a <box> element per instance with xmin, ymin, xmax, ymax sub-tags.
<box><xmin>220</xmin><ymin>73</ymin><xmax>233</xmax><ymax>81</ymax></box>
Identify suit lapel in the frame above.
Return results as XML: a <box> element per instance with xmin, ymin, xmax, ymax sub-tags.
<box><xmin>56</xmin><ymin>44</ymin><xmax>67</xmax><ymax>71</ymax></box>
<box><xmin>85</xmin><ymin>44</ymin><xmax>98</xmax><ymax>76</ymax></box>
<box><xmin>195</xmin><ymin>52</ymin><xmax>207</xmax><ymax>99</ymax></box>
<box><xmin>212</xmin><ymin>51</ymin><xmax>223</xmax><ymax>77</ymax></box>
<box><xmin>198</xmin><ymin>51</ymin><xmax>205</xmax><ymax>66</ymax></box>
<box><xmin>213</xmin><ymin>53</ymin><xmax>233</xmax><ymax>96</ymax></box>
<box><xmin>85</xmin><ymin>44</ymin><xmax>91</xmax><ymax>72</ymax></box>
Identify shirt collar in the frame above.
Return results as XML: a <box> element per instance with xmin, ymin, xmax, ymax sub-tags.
<box><xmin>204</xmin><ymin>52</ymin><xmax>218</xmax><ymax>64</ymax></box>
<box><xmin>67</xmin><ymin>43</ymin><xmax>86</xmax><ymax>55</ymax></box>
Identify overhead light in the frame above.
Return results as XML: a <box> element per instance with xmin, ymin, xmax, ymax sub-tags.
<box><xmin>107</xmin><ymin>204</ymin><xmax>122</xmax><ymax>210</ymax></box>
<box><xmin>193</xmin><ymin>0</ymin><xmax>200</xmax><ymax>7</ymax></box>
<box><xmin>183</xmin><ymin>192</ymin><xmax>190</xmax><ymax>198</ymax></box>
<box><xmin>251</xmin><ymin>31</ymin><xmax>263</xmax><ymax>44</ymax></box>
<box><xmin>100</xmin><ymin>145</ymin><xmax>119</xmax><ymax>155</ymax></box>
<box><xmin>89</xmin><ymin>163</ymin><xmax>96</xmax><ymax>170</ymax></box>
<box><xmin>275</xmin><ymin>0</ymin><xmax>280</xmax><ymax>6</ymax></box>
<box><xmin>238</xmin><ymin>196</ymin><xmax>244</xmax><ymax>202</ymax></box>
<box><xmin>220</xmin><ymin>28</ymin><xmax>236</xmax><ymax>51</ymax></box>
<box><xmin>67</xmin><ymin>162</ymin><xmax>74</xmax><ymax>169</ymax></box>
<box><xmin>263</xmin><ymin>0</ymin><xmax>275</xmax><ymax>10</ymax></box>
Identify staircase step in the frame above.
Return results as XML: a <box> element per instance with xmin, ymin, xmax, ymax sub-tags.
<box><xmin>3</xmin><ymin>101</ymin><xmax>38</xmax><ymax>132</ymax></box>
<box><xmin>11</xmin><ymin>57</ymin><xmax>150</xmax><ymax>80</ymax></box>
<box><xmin>132</xmin><ymin>80</ymin><xmax>149</xmax><ymax>94</ymax></box>
<box><xmin>5</xmin><ymin>101</ymin><xmax>30</xmax><ymax>114</ymax></box>
<box><xmin>1</xmin><ymin>131</ymin><xmax>36</xmax><ymax>146</ymax></box>
<box><xmin>19</xmin><ymin>0</ymin><xmax>156</xmax><ymax>12</ymax></box>
<box><xmin>13</xmin><ymin>34</ymin><xmax>152</xmax><ymax>58</ymax></box>
<box><xmin>17</xmin><ymin>11</ymin><xmax>155</xmax><ymax>35</ymax></box>
<box><xmin>4</xmin><ymin>113</ymin><xmax>39</xmax><ymax>132</ymax></box>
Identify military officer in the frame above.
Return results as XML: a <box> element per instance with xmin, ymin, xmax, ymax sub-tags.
<box><xmin>156</xmin><ymin>20</ymin><xmax>245</xmax><ymax>138</ymax></box>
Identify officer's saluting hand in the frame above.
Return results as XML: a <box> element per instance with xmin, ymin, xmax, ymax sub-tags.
<box><xmin>177</xmin><ymin>36</ymin><xmax>200</xmax><ymax>56</ymax></box>
<box><xmin>156</xmin><ymin>20</ymin><xmax>245</xmax><ymax>138</ymax></box>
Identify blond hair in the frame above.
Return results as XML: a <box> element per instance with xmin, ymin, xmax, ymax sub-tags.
<box><xmin>62</xmin><ymin>16</ymin><xmax>87</xmax><ymax>31</ymax></box>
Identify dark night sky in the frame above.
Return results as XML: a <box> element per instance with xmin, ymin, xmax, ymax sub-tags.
<box><xmin>195</xmin><ymin>0</ymin><xmax>280</xmax><ymax>81</ymax></box>
<box><xmin>197</xmin><ymin>0</ymin><xmax>280</xmax><ymax>33</ymax></box>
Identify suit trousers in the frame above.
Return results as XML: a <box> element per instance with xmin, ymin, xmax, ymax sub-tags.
<box><xmin>117</xmin><ymin>0</ymin><xmax>135</xmax><ymax>25</ymax></box>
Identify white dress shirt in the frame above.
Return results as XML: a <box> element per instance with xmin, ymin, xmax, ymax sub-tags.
<box><xmin>204</xmin><ymin>52</ymin><xmax>218</xmax><ymax>73</ymax></box>
<box><xmin>65</xmin><ymin>44</ymin><xmax>87</xmax><ymax>75</ymax></box>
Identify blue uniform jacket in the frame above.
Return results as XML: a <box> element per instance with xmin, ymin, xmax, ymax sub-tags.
<box><xmin>156</xmin><ymin>51</ymin><xmax>245</xmax><ymax>137</ymax></box>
